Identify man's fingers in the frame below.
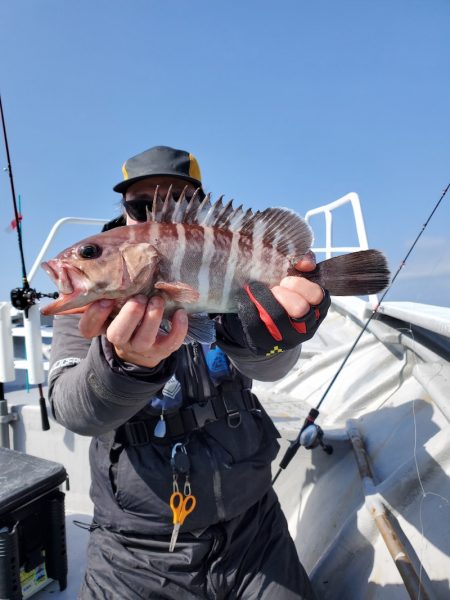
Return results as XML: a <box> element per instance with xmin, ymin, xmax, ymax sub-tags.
<box><xmin>115</xmin><ymin>309</ymin><xmax>188</xmax><ymax>368</ymax></box>
<box><xmin>153</xmin><ymin>309</ymin><xmax>189</xmax><ymax>355</ymax></box>
<box><xmin>130</xmin><ymin>296</ymin><xmax>165</xmax><ymax>353</ymax></box>
<box><xmin>294</xmin><ymin>250</ymin><xmax>317</xmax><ymax>272</ymax></box>
<box><xmin>82</xmin><ymin>295</ymin><xmax>189</xmax><ymax>368</ymax></box>
<box><xmin>271</xmin><ymin>286</ymin><xmax>310</xmax><ymax>319</ymax></box>
<box><xmin>79</xmin><ymin>299</ymin><xmax>115</xmax><ymax>339</ymax></box>
<box><xmin>279</xmin><ymin>276</ymin><xmax>324</xmax><ymax>306</ymax></box>
<box><xmin>106</xmin><ymin>295</ymin><xmax>148</xmax><ymax>348</ymax></box>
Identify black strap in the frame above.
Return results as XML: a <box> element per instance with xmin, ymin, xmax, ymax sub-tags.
<box><xmin>116</xmin><ymin>387</ymin><xmax>260</xmax><ymax>447</ymax></box>
<box><xmin>101</xmin><ymin>216</ymin><xmax>126</xmax><ymax>231</ymax></box>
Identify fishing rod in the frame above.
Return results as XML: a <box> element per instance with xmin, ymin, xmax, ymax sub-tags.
<box><xmin>0</xmin><ymin>94</ymin><xmax>58</xmax><ymax>313</ymax></box>
<box><xmin>0</xmin><ymin>95</ymin><xmax>28</xmax><ymax>289</ymax></box>
<box><xmin>0</xmin><ymin>93</ymin><xmax>58</xmax><ymax>431</ymax></box>
<box><xmin>272</xmin><ymin>182</ymin><xmax>450</xmax><ymax>484</ymax></box>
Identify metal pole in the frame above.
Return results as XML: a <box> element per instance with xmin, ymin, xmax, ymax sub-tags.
<box><xmin>0</xmin><ymin>384</ymin><xmax>11</xmax><ymax>448</ymax></box>
<box><xmin>347</xmin><ymin>422</ymin><xmax>435</xmax><ymax>600</ymax></box>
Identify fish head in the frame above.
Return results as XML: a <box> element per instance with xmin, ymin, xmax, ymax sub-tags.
<box><xmin>41</xmin><ymin>227</ymin><xmax>160</xmax><ymax>315</ymax></box>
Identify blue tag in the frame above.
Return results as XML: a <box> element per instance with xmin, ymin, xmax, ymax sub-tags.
<box><xmin>205</xmin><ymin>346</ymin><xmax>230</xmax><ymax>383</ymax></box>
<box><xmin>154</xmin><ymin>417</ymin><xmax>166</xmax><ymax>438</ymax></box>
<box><xmin>150</xmin><ymin>376</ymin><xmax>182</xmax><ymax>411</ymax></box>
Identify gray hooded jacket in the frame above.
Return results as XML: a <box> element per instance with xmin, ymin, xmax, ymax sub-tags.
<box><xmin>48</xmin><ymin>314</ymin><xmax>301</xmax><ymax>535</ymax></box>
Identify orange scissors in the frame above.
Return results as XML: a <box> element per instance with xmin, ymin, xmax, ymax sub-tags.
<box><xmin>169</xmin><ymin>491</ymin><xmax>197</xmax><ymax>552</ymax></box>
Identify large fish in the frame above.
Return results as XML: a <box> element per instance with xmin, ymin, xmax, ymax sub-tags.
<box><xmin>41</xmin><ymin>191</ymin><xmax>390</xmax><ymax>318</ymax></box>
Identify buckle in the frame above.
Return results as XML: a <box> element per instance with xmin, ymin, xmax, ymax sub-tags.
<box><xmin>222</xmin><ymin>394</ymin><xmax>242</xmax><ymax>429</ymax></box>
<box><xmin>124</xmin><ymin>421</ymin><xmax>151</xmax><ymax>446</ymax></box>
<box><xmin>190</xmin><ymin>400</ymin><xmax>217</xmax><ymax>429</ymax></box>
<box><xmin>227</xmin><ymin>411</ymin><xmax>242</xmax><ymax>428</ymax></box>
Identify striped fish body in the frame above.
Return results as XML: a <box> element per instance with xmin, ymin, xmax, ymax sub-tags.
<box><xmin>40</xmin><ymin>203</ymin><xmax>308</xmax><ymax>316</ymax></box>
<box><xmin>41</xmin><ymin>192</ymin><xmax>390</xmax><ymax>317</ymax></box>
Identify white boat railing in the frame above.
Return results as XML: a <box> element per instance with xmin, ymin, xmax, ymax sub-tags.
<box><xmin>305</xmin><ymin>192</ymin><xmax>377</xmax><ymax>306</ymax></box>
<box><xmin>27</xmin><ymin>217</ymin><xmax>109</xmax><ymax>283</ymax></box>
<box><xmin>306</xmin><ymin>191</ymin><xmax>370</xmax><ymax>256</ymax></box>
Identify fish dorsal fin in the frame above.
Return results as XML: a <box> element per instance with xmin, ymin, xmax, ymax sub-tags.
<box><xmin>183</xmin><ymin>189</ymin><xmax>204</xmax><ymax>223</ymax></box>
<box><xmin>250</xmin><ymin>207</ymin><xmax>313</xmax><ymax>256</ymax></box>
<box><xmin>149</xmin><ymin>189</ymin><xmax>313</xmax><ymax>258</ymax></box>
<box><xmin>150</xmin><ymin>186</ymin><xmax>163</xmax><ymax>222</ymax></box>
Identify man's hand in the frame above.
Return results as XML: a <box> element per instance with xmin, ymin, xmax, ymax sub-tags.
<box><xmin>234</xmin><ymin>251</ymin><xmax>331</xmax><ymax>355</ymax></box>
<box><xmin>271</xmin><ymin>251</ymin><xmax>324</xmax><ymax>318</ymax></box>
<box><xmin>79</xmin><ymin>295</ymin><xmax>188</xmax><ymax>368</ymax></box>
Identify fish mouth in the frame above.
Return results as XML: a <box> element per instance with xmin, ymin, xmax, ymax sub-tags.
<box><xmin>42</xmin><ymin>260</ymin><xmax>76</xmax><ymax>294</ymax></box>
<box><xmin>40</xmin><ymin>260</ymin><xmax>87</xmax><ymax>315</ymax></box>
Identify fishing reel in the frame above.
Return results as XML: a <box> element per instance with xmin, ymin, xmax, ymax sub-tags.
<box><xmin>10</xmin><ymin>287</ymin><xmax>58</xmax><ymax>312</ymax></box>
<box><xmin>275</xmin><ymin>419</ymin><xmax>333</xmax><ymax>482</ymax></box>
<box><xmin>299</xmin><ymin>423</ymin><xmax>333</xmax><ymax>455</ymax></box>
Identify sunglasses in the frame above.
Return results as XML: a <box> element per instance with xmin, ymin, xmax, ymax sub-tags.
<box><xmin>122</xmin><ymin>188</ymin><xmax>204</xmax><ymax>222</ymax></box>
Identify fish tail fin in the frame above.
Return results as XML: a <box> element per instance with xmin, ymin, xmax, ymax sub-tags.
<box><xmin>300</xmin><ymin>249</ymin><xmax>390</xmax><ymax>296</ymax></box>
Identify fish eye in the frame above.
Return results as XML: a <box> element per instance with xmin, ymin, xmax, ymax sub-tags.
<box><xmin>77</xmin><ymin>244</ymin><xmax>102</xmax><ymax>259</ymax></box>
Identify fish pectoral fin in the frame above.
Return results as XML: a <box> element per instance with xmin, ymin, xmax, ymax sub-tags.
<box><xmin>154</xmin><ymin>281</ymin><xmax>200</xmax><ymax>303</ymax></box>
<box><xmin>185</xmin><ymin>314</ymin><xmax>216</xmax><ymax>344</ymax></box>
<box><xmin>54</xmin><ymin>305</ymin><xmax>90</xmax><ymax>315</ymax></box>
<box><xmin>120</xmin><ymin>243</ymin><xmax>159</xmax><ymax>284</ymax></box>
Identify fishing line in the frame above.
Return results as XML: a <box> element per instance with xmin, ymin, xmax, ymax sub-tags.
<box><xmin>398</xmin><ymin>325</ymin><xmax>450</xmax><ymax>599</ymax></box>
<box><xmin>272</xmin><ymin>182</ymin><xmax>450</xmax><ymax>483</ymax></box>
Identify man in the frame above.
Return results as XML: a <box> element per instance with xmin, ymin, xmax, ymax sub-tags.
<box><xmin>49</xmin><ymin>146</ymin><xmax>330</xmax><ymax>599</ymax></box>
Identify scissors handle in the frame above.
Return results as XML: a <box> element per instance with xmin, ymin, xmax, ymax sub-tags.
<box><xmin>170</xmin><ymin>492</ymin><xmax>197</xmax><ymax>525</ymax></box>
<box><xmin>179</xmin><ymin>494</ymin><xmax>196</xmax><ymax>524</ymax></box>
<box><xmin>170</xmin><ymin>492</ymin><xmax>183</xmax><ymax>524</ymax></box>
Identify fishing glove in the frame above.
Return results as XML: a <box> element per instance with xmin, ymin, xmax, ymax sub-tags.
<box><xmin>225</xmin><ymin>282</ymin><xmax>331</xmax><ymax>356</ymax></box>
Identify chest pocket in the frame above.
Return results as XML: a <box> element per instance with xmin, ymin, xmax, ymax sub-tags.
<box><xmin>203</xmin><ymin>408</ymin><xmax>280</xmax><ymax>466</ymax></box>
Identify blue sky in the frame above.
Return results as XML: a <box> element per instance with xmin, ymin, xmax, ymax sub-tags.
<box><xmin>0</xmin><ymin>0</ymin><xmax>449</xmax><ymax>307</ymax></box>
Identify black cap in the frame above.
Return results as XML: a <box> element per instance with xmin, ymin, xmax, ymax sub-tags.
<box><xmin>113</xmin><ymin>145</ymin><xmax>202</xmax><ymax>194</ymax></box>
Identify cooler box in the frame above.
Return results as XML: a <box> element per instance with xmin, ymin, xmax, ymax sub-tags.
<box><xmin>0</xmin><ymin>447</ymin><xmax>68</xmax><ymax>599</ymax></box>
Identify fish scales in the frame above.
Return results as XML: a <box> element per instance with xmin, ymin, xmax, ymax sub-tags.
<box><xmin>151</xmin><ymin>223</ymin><xmax>207</xmax><ymax>306</ymax></box>
<box><xmin>221</xmin><ymin>230</ymin><xmax>241</xmax><ymax>312</ymax></box>
<box><xmin>173</xmin><ymin>224</ymin><xmax>186</xmax><ymax>281</ymax></box>
<box><xmin>197</xmin><ymin>226</ymin><xmax>216</xmax><ymax>307</ymax></box>
<box><xmin>179</xmin><ymin>224</ymin><xmax>204</xmax><ymax>293</ymax></box>
<box><xmin>156</xmin><ymin>224</ymin><xmax>226</xmax><ymax>311</ymax></box>
<box><xmin>208</xmin><ymin>228</ymin><xmax>233</xmax><ymax>309</ymax></box>
<box><xmin>146</xmin><ymin>223</ymin><xmax>239</xmax><ymax>312</ymax></box>
<box><xmin>154</xmin><ymin>222</ymin><xmax>283</xmax><ymax>313</ymax></box>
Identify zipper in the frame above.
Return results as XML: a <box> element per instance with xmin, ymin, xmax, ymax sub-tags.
<box><xmin>185</xmin><ymin>342</ymin><xmax>204</xmax><ymax>403</ymax></box>
<box><xmin>187</xmin><ymin>341</ymin><xmax>220</xmax><ymax>404</ymax></box>
<box><xmin>192</xmin><ymin>343</ymin><xmax>205</xmax><ymax>402</ymax></box>
<box><xmin>198</xmin><ymin>431</ymin><xmax>226</xmax><ymax>521</ymax></box>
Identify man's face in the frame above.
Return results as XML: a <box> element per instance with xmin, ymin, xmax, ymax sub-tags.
<box><xmin>124</xmin><ymin>176</ymin><xmax>198</xmax><ymax>225</ymax></box>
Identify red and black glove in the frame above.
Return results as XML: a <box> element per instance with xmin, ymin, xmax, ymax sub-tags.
<box><xmin>228</xmin><ymin>282</ymin><xmax>331</xmax><ymax>356</ymax></box>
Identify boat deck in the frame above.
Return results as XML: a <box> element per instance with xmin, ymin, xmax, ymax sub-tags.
<box><xmin>3</xmin><ymin>298</ymin><xmax>450</xmax><ymax>599</ymax></box>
